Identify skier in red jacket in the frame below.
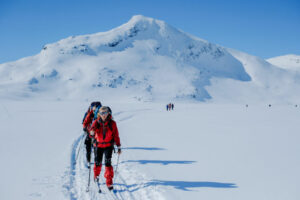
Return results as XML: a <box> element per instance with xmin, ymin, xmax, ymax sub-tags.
<box><xmin>82</xmin><ymin>101</ymin><xmax>101</xmax><ymax>167</ymax></box>
<box><xmin>90</xmin><ymin>106</ymin><xmax>121</xmax><ymax>191</ymax></box>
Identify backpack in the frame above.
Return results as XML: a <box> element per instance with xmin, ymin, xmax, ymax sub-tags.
<box><xmin>91</xmin><ymin>101</ymin><xmax>102</xmax><ymax>107</ymax></box>
<box><xmin>82</xmin><ymin>101</ymin><xmax>101</xmax><ymax>123</ymax></box>
<box><xmin>82</xmin><ymin>110</ymin><xmax>89</xmax><ymax>124</ymax></box>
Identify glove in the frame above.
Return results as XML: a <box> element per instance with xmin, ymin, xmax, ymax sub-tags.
<box><xmin>117</xmin><ymin>147</ymin><xmax>122</xmax><ymax>155</ymax></box>
<box><xmin>91</xmin><ymin>138</ymin><xmax>96</xmax><ymax>145</ymax></box>
<box><xmin>90</xmin><ymin>130</ymin><xmax>95</xmax><ymax>136</ymax></box>
<box><xmin>83</xmin><ymin>127</ymin><xmax>88</xmax><ymax>133</ymax></box>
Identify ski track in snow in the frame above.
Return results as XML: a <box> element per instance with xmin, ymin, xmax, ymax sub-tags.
<box><xmin>68</xmin><ymin>110</ymin><xmax>164</xmax><ymax>200</ymax></box>
<box><xmin>0</xmin><ymin>102</ymin><xmax>11</xmax><ymax>119</ymax></box>
<box><xmin>69</xmin><ymin>133</ymin><xmax>84</xmax><ymax>200</ymax></box>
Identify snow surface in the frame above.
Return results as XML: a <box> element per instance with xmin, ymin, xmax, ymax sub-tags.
<box><xmin>267</xmin><ymin>54</ymin><xmax>300</xmax><ymax>71</ymax></box>
<box><xmin>1</xmin><ymin>100</ymin><xmax>300</xmax><ymax>200</ymax></box>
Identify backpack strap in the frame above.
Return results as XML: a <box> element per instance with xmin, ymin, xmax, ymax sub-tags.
<box><xmin>93</xmin><ymin>106</ymin><xmax>102</xmax><ymax>120</ymax></box>
<box><xmin>108</xmin><ymin>118</ymin><xmax>113</xmax><ymax>132</ymax></box>
<box><xmin>95</xmin><ymin>118</ymin><xmax>114</xmax><ymax>146</ymax></box>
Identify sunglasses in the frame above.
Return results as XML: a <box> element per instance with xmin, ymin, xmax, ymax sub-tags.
<box><xmin>99</xmin><ymin>111</ymin><xmax>108</xmax><ymax>115</ymax></box>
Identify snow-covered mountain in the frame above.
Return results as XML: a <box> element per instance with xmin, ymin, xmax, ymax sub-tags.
<box><xmin>0</xmin><ymin>15</ymin><xmax>299</xmax><ymax>103</ymax></box>
<box><xmin>1</xmin><ymin>15</ymin><xmax>300</xmax><ymax>200</ymax></box>
<box><xmin>267</xmin><ymin>54</ymin><xmax>300</xmax><ymax>71</ymax></box>
<box><xmin>207</xmin><ymin>50</ymin><xmax>300</xmax><ymax>104</ymax></box>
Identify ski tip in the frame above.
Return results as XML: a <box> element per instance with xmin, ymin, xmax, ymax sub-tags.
<box><xmin>108</xmin><ymin>186</ymin><xmax>114</xmax><ymax>191</ymax></box>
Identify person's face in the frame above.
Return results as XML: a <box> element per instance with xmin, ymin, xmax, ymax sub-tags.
<box><xmin>99</xmin><ymin>111</ymin><xmax>109</xmax><ymax>121</ymax></box>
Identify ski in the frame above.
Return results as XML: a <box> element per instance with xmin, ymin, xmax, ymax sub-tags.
<box><xmin>105</xmin><ymin>185</ymin><xmax>118</xmax><ymax>200</ymax></box>
<box><xmin>96</xmin><ymin>179</ymin><xmax>102</xmax><ymax>193</ymax></box>
<box><xmin>86</xmin><ymin>161</ymin><xmax>91</xmax><ymax>192</ymax></box>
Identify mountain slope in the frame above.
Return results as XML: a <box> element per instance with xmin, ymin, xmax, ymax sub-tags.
<box><xmin>0</xmin><ymin>15</ymin><xmax>299</xmax><ymax>103</ymax></box>
<box><xmin>205</xmin><ymin>49</ymin><xmax>300</xmax><ymax>104</ymax></box>
<box><xmin>0</xmin><ymin>15</ymin><xmax>250</xmax><ymax>101</ymax></box>
<box><xmin>267</xmin><ymin>54</ymin><xmax>300</xmax><ymax>71</ymax></box>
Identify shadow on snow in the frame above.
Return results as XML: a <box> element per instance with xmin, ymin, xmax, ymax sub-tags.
<box><xmin>115</xmin><ymin>180</ymin><xmax>237</xmax><ymax>192</ymax></box>
<box><xmin>122</xmin><ymin>147</ymin><xmax>166</xmax><ymax>151</ymax></box>
<box><xmin>125</xmin><ymin>160</ymin><xmax>196</xmax><ymax>165</ymax></box>
<box><xmin>147</xmin><ymin>180</ymin><xmax>238</xmax><ymax>191</ymax></box>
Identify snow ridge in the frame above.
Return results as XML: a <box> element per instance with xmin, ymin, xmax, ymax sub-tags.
<box><xmin>267</xmin><ymin>54</ymin><xmax>300</xmax><ymax>71</ymax></box>
<box><xmin>0</xmin><ymin>15</ymin><xmax>299</xmax><ymax>103</ymax></box>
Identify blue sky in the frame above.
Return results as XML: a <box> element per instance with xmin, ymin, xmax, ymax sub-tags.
<box><xmin>0</xmin><ymin>0</ymin><xmax>299</xmax><ymax>63</ymax></box>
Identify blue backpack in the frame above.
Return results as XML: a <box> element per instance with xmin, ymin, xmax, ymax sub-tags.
<box><xmin>93</xmin><ymin>106</ymin><xmax>101</xmax><ymax>121</ymax></box>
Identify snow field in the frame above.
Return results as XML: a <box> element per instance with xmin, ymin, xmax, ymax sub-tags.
<box><xmin>0</xmin><ymin>100</ymin><xmax>300</xmax><ymax>199</ymax></box>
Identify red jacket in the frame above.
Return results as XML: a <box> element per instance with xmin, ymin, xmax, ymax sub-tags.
<box><xmin>91</xmin><ymin>116</ymin><xmax>121</xmax><ymax>148</ymax></box>
<box><xmin>83</xmin><ymin>110</ymin><xmax>94</xmax><ymax>132</ymax></box>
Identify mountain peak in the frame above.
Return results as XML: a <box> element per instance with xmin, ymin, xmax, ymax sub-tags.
<box><xmin>118</xmin><ymin>15</ymin><xmax>167</xmax><ymax>34</ymax></box>
<box><xmin>128</xmin><ymin>15</ymin><xmax>155</xmax><ymax>23</ymax></box>
<box><xmin>125</xmin><ymin>15</ymin><xmax>167</xmax><ymax>27</ymax></box>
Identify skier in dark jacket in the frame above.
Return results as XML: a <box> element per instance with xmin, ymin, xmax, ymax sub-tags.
<box><xmin>82</xmin><ymin>101</ymin><xmax>101</xmax><ymax>167</ymax></box>
<box><xmin>90</xmin><ymin>106</ymin><xmax>121</xmax><ymax>191</ymax></box>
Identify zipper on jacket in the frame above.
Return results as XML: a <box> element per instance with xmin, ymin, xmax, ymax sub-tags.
<box><xmin>102</xmin><ymin>121</ymin><xmax>106</xmax><ymax>140</ymax></box>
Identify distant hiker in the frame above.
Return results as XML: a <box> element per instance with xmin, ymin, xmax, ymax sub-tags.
<box><xmin>166</xmin><ymin>104</ymin><xmax>169</xmax><ymax>111</ymax></box>
<box><xmin>171</xmin><ymin>103</ymin><xmax>174</xmax><ymax>110</ymax></box>
<box><xmin>90</xmin><ymin>106</ymin><xmax>121</xmax><ymax>191</ymax></box>
<box><xmin>82</xmin><ymin>101</ymin><xmax>102</xmax><ymax>167</ymax></box>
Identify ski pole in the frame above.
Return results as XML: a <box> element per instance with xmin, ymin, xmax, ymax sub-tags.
<box><xmin>86</xmin><ymin>160</ymin><xmax>91</xmax><ymax>192</ymax></box>
<box><xmin>113</xmin><ymin>153</ymin><xmax>120</xmax><ymax>183</ymax></box>
<box><xmin>75</xmin><ymin>134</ymin><xmax>84</xmax><ymax>163</ymax></box>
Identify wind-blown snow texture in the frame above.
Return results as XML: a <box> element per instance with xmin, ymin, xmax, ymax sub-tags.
<box><xmin>1</xmin><ymin>15</ymin><xmax>299</xmax><ymax>103</ymax></box>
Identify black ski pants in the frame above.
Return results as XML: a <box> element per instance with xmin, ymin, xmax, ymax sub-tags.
<box><xmin>94</xmin><ymin>146</ymin><xmax>113</xmax><ymax>167</ymax></box>
<box><xmin>84</xmin><ymin>135</ymin><xmax>92</xmax><ymax>163</ymax></box>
